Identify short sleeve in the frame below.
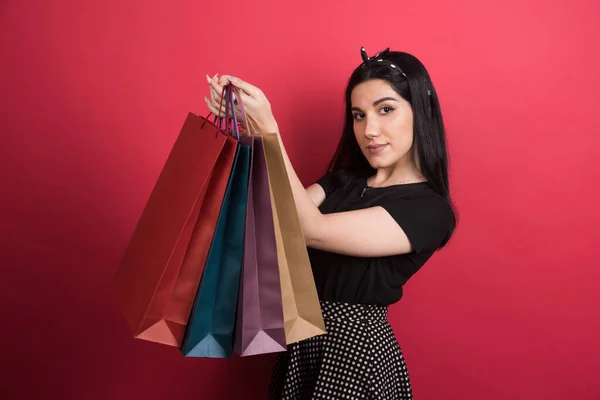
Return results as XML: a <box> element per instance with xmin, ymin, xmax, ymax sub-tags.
<box><xmin>314</xmin><ymin>171</ymin><xmax>336</xmax><ymax>197</ymax></box>
<box><xmin>380</xmin><ymin>196</ymin><xmax>454</xmax><ymax>254</ymax></box>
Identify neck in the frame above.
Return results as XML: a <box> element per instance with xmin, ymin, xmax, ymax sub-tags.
<box><xmin>368</xmin><ymin>161</ymin><xmax>425</xmax><ymax>187</ymax></box>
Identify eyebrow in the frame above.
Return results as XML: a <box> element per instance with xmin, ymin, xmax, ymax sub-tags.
<box><xmin>351</xmin><ymin>97</ymin><xmax>399</xmax><ymax>111</ymax></box>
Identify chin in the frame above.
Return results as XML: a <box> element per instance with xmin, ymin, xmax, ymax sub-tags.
<box><xmin>365</xmin><ymin>155</ymin><xmax>395</xmax><ymax>170</ymax></box>
<box><xmin>363</xmin><ymin>148</ymin><xmax>408</xmax><ymax>170</ymax></box>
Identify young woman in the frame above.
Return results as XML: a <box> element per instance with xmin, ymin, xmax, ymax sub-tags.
<box><xmin>204</xmin><ymin>47</ymin><xmax>457</xmax><ymax>400</ymax></box>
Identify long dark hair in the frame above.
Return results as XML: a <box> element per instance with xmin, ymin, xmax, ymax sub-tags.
<box><xmin>327</xmin><ymin>50</ymin><xmax>457</xmax><ymax>247</ymax></box>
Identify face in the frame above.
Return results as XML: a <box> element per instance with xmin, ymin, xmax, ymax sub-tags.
<box><xmin>351</xmin><ymin>79</ymin><xmax>415</xmax><ymax>171</ymax></box>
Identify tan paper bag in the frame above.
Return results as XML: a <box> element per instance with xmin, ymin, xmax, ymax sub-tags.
<box><xmin>261</xmin><ymin>133</ymin><xmax>326</xmax><ymax>344</ymax></box>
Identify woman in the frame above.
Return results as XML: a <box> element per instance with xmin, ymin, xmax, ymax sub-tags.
<box><xmin>204</xmin><ymin>47</ymin><xmax>457</xmax><ymax>399</ymax></box>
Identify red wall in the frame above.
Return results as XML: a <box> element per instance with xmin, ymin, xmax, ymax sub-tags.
<box><xmin>1</xmin><ymin>0</ymin><xmax>599</xmax><ymax>399</ymax></box>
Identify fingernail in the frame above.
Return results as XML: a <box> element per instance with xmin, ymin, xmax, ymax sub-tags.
<box><xmin>206</xmin><ymin>74</ymin><xmax>212</xmax><ymax>83</ymax></box>
<box><xmin>228</xmin><ymin>77</ymin><xmax>236</xmax><ymax>82</ymax></box>
<box><xmin>213</xmin><ymin>74</ymin><xmax>218</xmax><ymax>80</ymax></box>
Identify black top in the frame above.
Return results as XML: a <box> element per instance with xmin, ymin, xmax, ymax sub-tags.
<box><xmin>308</xmin><ymin>171</ymin><xmax>454</xmax><ymax>306</ymax></box>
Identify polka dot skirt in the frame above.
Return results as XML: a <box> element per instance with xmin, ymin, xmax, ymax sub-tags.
<box><xmin>267</xmin><ymin>301</ymin><xmax>413</xmax><ymax>399</ymax></box>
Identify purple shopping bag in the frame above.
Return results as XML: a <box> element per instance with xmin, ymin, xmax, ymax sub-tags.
<box><xmin>233</xmin><ymin>136</ymin><xmax>287</xmax><ymax>357</ymax></box>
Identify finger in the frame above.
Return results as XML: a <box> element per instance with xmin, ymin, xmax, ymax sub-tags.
<box><xmin>209</xmin><ymin>82</ymin><xmax>230</xmax><ymax>107</ymax></box>
<box><xmin>205</xmin><ymin>96</ymin><xmax>226</xmax><ymax>117</ymax></box>
<box><xmin>214</xmin><ymin>87</ymin><xmax>245</xmax><ymax>116</ymax></box>
<box><xmin>220</xmin><ymin>86</ymin><xmax>247</xmax><ymax>113</ymax></box>
<box><xmin>204</xmin><ymin>96</ymin><xmax>220</xmax><ymax>115</ymax></box>
<box><xmin>213</xmin><ymin>75</ymin><xmax>254</xmax><ymax>105</ymax></box>
<box><xmin>206</xmin><ymin>74</ymin><xmax>222</xmax><ymax>99</ymax></box>
<box><xmin>226</xmin><ymin>76</ymin><xmax>261</xmax><ymax>98</ymax></box>
<box><xmin>207</xmin><ymin>85</ymin><xmax>227</xmax><ymax>110</ymax></box>
<box><xmin>209</xmin><ymin>95</ymin><xmax>227</xmax><ymax>116</ymax></box>
<box><xmin>207</xmin><ymin>75</ymin><xmax>226</xmax><ymax>99</ymax></box>
<box><xmin>212</xmin><ymin>87</ymin><xmax>235</xmax><ymax>112</ymax></box>
<box><xmin>206</xmin><ymin>73</ymin><xmax>220</xmax><ymax>85</ymax></box>
<box><xmin>211</xmin><ymin>76</ymin><xmax>241</xmax><ymax>111</ymax></box>
<box><xmin>210</xmin><ymin>86</ymin><xmax>223</xmax><ymax>108</ymax></box>
<box><xmin>217</xmin><ymin>75</ymin><xmax>232</xmax><ymax>86</ymax></box>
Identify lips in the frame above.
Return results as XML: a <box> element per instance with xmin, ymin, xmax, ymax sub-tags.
<box><xmin>366</xmin><ymin>143</ymin><xmax>388</xmax><ymax>154</ymax></box>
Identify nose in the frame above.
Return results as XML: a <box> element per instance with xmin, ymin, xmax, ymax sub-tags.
<box><xmin>364</xmin><ymin>116</ymin><xmax>380</xmax><ymax>139</ymax></box>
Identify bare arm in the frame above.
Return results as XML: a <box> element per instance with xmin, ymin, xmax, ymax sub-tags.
<box><xmin>306</xmin><ymin>183</ymin><xmax>326</xmax><ymax>207</ymax></box>
<box><xmin>275</xmin><ymin>132</ymin><xmax>414</xmax><ymax>257</ymax></box>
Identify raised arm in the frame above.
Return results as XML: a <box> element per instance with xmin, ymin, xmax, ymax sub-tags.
<box><xmin>205</xmin><ymin>75</ymin><xmax>416</xmax><ymax>257</ymax></box>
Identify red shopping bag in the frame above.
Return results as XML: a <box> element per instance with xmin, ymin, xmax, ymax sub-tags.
<box><xmin>113</xmin><ymin>110</ymin><xmax>237</xmax><ymax>347</ymax></box>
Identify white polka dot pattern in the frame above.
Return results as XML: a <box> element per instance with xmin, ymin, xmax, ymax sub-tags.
<box><xmin>267</xmin><ymin>301</ymin><xmax>413</xmax><ymax>399</ymax></box>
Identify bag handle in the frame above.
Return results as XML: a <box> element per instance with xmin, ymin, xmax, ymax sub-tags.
<box><xmin>230</xmin><ymin>86</ymin><xmax>267</xmax><ymax>136</ymax></box>
<box><xmin>228</xmin><ymin>85</ymin><xmax>241</xmax><ymax>140</ymax></box>
<box><xmin>228</xmin><ymin>86</ymin><xmax>255</xmax><ymax>136</ymax></box>
<box><xmin>202</xmin><ymin>84</ymin><xmax>252</xmax><ymax>140</ymax></box>
<box><xmin>201</xmin><ymin>85</ymin><xmax>231</xmax><ymax>135</ymax></box>
<box><xmin>221</xmin><ymin>85</ymin><xmax>232</xmax><ymax>133</ymax></box>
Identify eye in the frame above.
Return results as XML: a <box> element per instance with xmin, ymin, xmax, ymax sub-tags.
<box><xmin>353</xmin><ymin>112</ymin><xmax>365</xmax><ymax>121</ymax></box>
<box><xmin>380</xmin><ymin>106</ymin><xmax>395</xmax><ymax>114</ymax></box>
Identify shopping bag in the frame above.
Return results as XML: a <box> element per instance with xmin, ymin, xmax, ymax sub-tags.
<box><xmin>181</xmin><ymin>89</ymin><xmax>251</xmax><ymax>358</ymax></box>
<box><xmin>114</xmin><ymin>93</ymin><xmax>237</xmax><ymax>347</ymax></box>
<box><xmin>223</xmin><ymin>87</ymin><xmax>286</xmax><ymax>356</ymax></box>
<box><xmin>260</xmin><ymin>133</ymin><xmax>326</xmax><ymax>344</ymax></box>
<box><xmin>233</xmin><ymin>135</ymin><xmax>287</xmax><ymax>356</ymax></box>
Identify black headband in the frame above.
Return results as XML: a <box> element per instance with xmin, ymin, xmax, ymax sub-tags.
<box><xmin>360</xmin><ymin>47</ymin><xmax>407</xmax><ymax>78</ymax></box>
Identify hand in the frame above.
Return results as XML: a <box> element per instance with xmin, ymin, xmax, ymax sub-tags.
<box><xmin>204</xmin><ymin>74</ymin><xmax>279</xmax><ymax>133</ymax></box>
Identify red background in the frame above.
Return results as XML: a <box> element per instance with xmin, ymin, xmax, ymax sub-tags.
<box><xmin>1</xmin><ymin>0</ymin><xmax>599</xmax><ymax>399</ymax></box>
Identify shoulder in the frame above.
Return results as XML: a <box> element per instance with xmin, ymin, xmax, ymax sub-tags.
<box><xmin>315</xmin><ymin>168</ymin><xmax>361</xmax><ymax>197</ymax></box>
<box><xmin>382</xmin><ymin>183</ymin><xmax>449</xmax><ymax>206</ymax></box>
<box><xmin>385</xmin><ymin>184</ymin><xmax>453</xmax><ymax>222</ymax></box>
<box><xmin>408</xmin><ymin>187</ymin><xmax>453</xmax><ymax>219</ymax></box>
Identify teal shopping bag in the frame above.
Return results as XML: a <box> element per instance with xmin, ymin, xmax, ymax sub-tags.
<box><xmin>180</xmin><ymin>143</ymin><xmax>250</xmax><ymax>357</ymax></box>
